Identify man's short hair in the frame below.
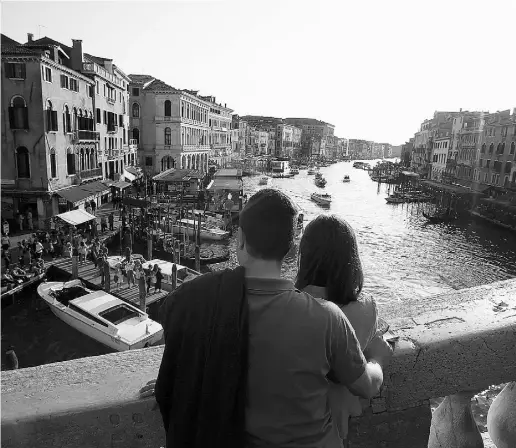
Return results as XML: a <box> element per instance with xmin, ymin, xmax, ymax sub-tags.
<box><xmin>239</xmin><ymin>188</ymin><xmax>296</xmax><ymax>261</ymax></box>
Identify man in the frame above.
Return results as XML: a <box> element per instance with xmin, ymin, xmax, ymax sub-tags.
<box><xmin>146</xmin><ymin>189</ymin><xmax>391</xmax><ymax>448</ymax></box>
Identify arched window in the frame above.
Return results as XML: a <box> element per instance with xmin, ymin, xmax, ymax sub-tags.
<box><xmin>511</xmin><ymin>142</ymin><xmax>515</xmax><ymax>155</ymax></box>
<box><xmin>132</xmin><ymin>103</ymin><xmax>140</xmax><ymax>118</ymax></box>
<box><xmin>73</xmin><ymin>107</ymin><xmax>78</xmax><ymax>131</ymax></box>
<box><xmin>66</xmin><ymin>147</ymin><xmax>76</xmax><ymax>175</ymax></box>
<box><xmin>489</xmin><ymin>143</ymin><xmax>494</xmax><ymax>153</ymax></box>
<box><xmin>164</xmin><ymin>100</ymin><xmax>171</xmax><ymax>117</ymax></box>
<box><xmin>501</xmin><ymin>142</ymin><xmax>506</xmax><ymax>154</ymax></box>
<box><xmin>90</xmin><ymin>148</ymin><xmax>96</xmax><ymax>169</ymax></box>
<box><xmin>50</xmin><ymin>148</ymin><xmax>57</xmax><ymax>178</ymax></box>
<box><xmin>164</xmin><ymin>127</ymin><xmax>171</xmax><ymax>145</ymax></box>
<box><xmin>63</xmin><ymin>105</ymin><xmax>71</xmax><ymax>133</ymax></box>
<box><xmin>9</xmin><ymin>96</ymin><xmax>28</xmax><ymax>130</ymax></box>
<box><xmin>16</xmin><ymin>146</ymin><xmax>30</xmax><ymax>178</ymax></box>
<box><xmin>46</xmin><ymin>100</ymin><xmax>58</xmax><ymax>132</ymax></box>
<box><xmin>481</xmin><ymin>143</ymin><xmax>486</xmax><ymax>153</ymax></box>
<box><xmin>132</xmin><ymin>128</ymin><xmax>140</xmax><ymax>144</ymax></box>
<box><xmin>78</xmin><ymin>109</ymin><xmax>83</xmax><ymax>131</ymax></box>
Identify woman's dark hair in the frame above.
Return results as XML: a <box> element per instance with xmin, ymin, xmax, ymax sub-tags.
<box><xmin>295</xmin><ymin>215</ymin><xmax>363</xmax><ymax>306</ymax></box>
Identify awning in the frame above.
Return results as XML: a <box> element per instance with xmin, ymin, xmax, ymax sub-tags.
<box><xmin>206</xmin><ymin>178</ymin><xmax>243</xmax><ymax>191</ymax></box>
<box><xmin>56</xmin><ymin>186</ymin><xmax>94</xmax><ymax>205</ymax></box>
<box><xmin>123</xmin><ymin>169</ymin><xmax>136</xmax><ymax>182</ymax></box>
<box><xmin>125</xmin><ymin>166</ymin><xmax>143</xmax><ymax>179</ymax></box>
<box><xmin>56</xmin><ymin>209</ymin><xmax>96</xmax><ymax>226</ymax></box>
<box><xmin>80</xmin><ymin>181</ymin><xmax>111</xmax><ymax>195</ymax></box>
<box><xmin>105</xmin><ymin>181</ymin><xmax>132</xmax><ymax>190</ymax></box>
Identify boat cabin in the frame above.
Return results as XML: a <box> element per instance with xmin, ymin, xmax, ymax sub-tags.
<box><xmin>271</xmin><ymin>160</ymin><xmax>290</xmax><ymax>175</ymax></box>
<box><xmin>206</xmin><ymin>169</ymin><xmax>244</xmax><ymax>213</ymax></box>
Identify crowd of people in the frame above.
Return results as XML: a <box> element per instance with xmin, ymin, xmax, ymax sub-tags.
<box><xmin>139</xmin><ymin>188</ymin><xmax>393</xmax><ymax>448</ymax></box>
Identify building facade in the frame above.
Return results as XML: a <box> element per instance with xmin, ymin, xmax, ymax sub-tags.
<box><xmin>284</xmin><ymin>117</ymin><xmax>335</xmax><ymax>159</ymax></box>
<box><xmin>1</xmin><ymin>34</ymin><xmax>101</xmax><ymax>226</ymax></box>
<box><xmin>430</xmin><ymin>136</ymin><xmax>450</xmax><ymax>181</ymax></box>
<box><xmin>201</xmin><ymin>96</ymin><xmax>233</xmax><ymax>167</ymax></box>
<box><xmin>129</xmin><ymin>76</ymin><xmax>210</xmax><ymax>176</ymax></box>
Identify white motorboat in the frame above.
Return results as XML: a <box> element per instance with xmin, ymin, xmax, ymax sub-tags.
<box><xmin>173</xmin><ymin>218</ymin><xmax>230</xmax><ymax>241</ymax></box>
<box><xmin>307</xmin><ymin>167</ymin><xmax>316</xmax><ymax>175</ymax></box>
<box><xmin>259</xmin><ymin>176</ymin><xmax>271</xmax><ymax>185</ymax></box>
<box><xmin>342</xmin><ymin>175</ymin><xmax>350</xmax><ymax>182</ymax></box>
<box><xmin>270</xmin><ymin>160</ymin><xmax>292</xmax><ymax>178</ymax></box>
<box><xmin>290</xmin><ymin>167</ymin><xmax>300</xmax><ymax>175</ymax></box>
<box><xmin>310</xmin><ymin>192</ymin><xmax>332</xmax><ymax>206</ymax></box>
<box><xmin>385</xmin><ymin>196</ymin><xmax>405</xmax><ymax>204</ymax></box>
<box><xmin>37</xmin><ymin>280</ymin><xmax>163</xmax><ymax>351</ymax></box>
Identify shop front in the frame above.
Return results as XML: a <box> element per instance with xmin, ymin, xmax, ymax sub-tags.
<box><xmin>55</xmin><ymin>182</ymin><xmax>112</xmax><ymax>213</ymax></box>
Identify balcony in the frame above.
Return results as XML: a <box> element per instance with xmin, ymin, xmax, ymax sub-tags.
<box><xmin>104</xmin><ymin>149</ymin><xmax>120</xmax><ymax>159</ymax></box>
<box><xmin>155</xmin><ymin>116</ymin><xmax>173</xmax><ymax>122</ymax></box>
<box><xmin>79</xmin><ymin>167</ymin><xmax>102</xmax><ymax>180</ymax></box>
<box><xmin>2</xmin><ymin>279</ymin><xmax>515</xmax><ymax>448</ymax></box>
<box><xmin>73</xmin><ymin>130</ymin><xmax>100</xmax><ymax>142</ymax></box>
<box><xmin>106</xmin><ymin>97</ymin><xmax>116</xmax><ymax>105</ymax></box>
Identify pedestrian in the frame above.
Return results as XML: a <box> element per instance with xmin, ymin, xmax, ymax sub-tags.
<box><xmin>1</xmin><ymin>234</ymin><xmax>10</xmax><ymax>252</ymax></box>
<box><xmin>91</xmin><ymin>200</ymin><xmax>96</xmax><ymax>215</ymax></box>
<box><xmin>108</xmin><ymin>213</ymin><xmax>114</xmax><ymax>231</ymax></box>
<box><xmin>2</xmin><ymin>249</ymin><xmax>11</xmax><ymax>270</ymax></box>
<box><xmin>145</xmin><ymin>264</ymin><xmax>153</xmax><ymax>294</ymax></box>
<box><xmin>86</xmin><ymin>204</ymin><xmax>93</xmax><ymax>216</ymax></box>
<box><xmin>2</xmin><ymin>218</ymin><xmax>9</xmax><ymax>236</ymax></box>
<box><xmin>136</xmin><ymin>264</ymin><xmax>147</xmax><ymax>312</ymax></box>
<box><xmin>26</xmin><ymin>210</ymin><xmax>33</xmax><ymax>231</ymax></box>
<box><xmin>34</xmin><ymin>239</ymin><xmax>44</xmax><ymax>260</ymax></box>
<box><xmin>79</xmin><ymin>242</ymin><xmax>87</xmax><ymax>263</ymax></box>
<box><xmin>114</xmin><ymin>264</ymin><xmax>122</xmax><ymax>290</ymax></box>
<box><xmin>154</xmin><ymin>264</ymin><xmax>163</xmax><ymax>293</ymax></box>
<box><xmin>101</xmin><ymin>216</ymin><xmax>107</xmax><ymax>233</ymax></box>
<box><xmin>126</xmin><ymin>257</ymin><xmax>135</xmax><ymax>288</ymax></box>
<box><xmin>98</xmin><ymin>255</ymin><xmax>105</xmax><ymax>287</ymax></box>
<box><xmin>17</xmin><ymin>211</ymin><xmax>24</xmax><ymax>232</ymax></box>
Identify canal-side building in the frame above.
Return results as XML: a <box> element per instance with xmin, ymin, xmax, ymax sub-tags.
<box><xmin>430</xmin><ymin>136</ymin><xmax>450</xmax><ymax>181</ymax></box>
<box><xmin>401</xmin><ymin>139</ymin><xmax>414</xmax><ymax>167</ymax></box>
<box><xmin>128</xmin><ymin>76</ymin><xmax>210</xmax><ymax>176</ymax></box>
<box><xmin>477</xmin><ymin>109</ymin><xmax>516</xmax><ymax>188</ymax></box>
<box><xmin>284</xmin><ymin>117</ymin><xmax>335</xmax><ymax>159</ymax></box>
<box><xmin>200</xmin><ymin>95</ymin><xmax>233</xmax><ymax>167</ymax></box>
<box><xmin>1</xmin><ymin>33</ymin><xmax>103</xmax><ymax>227</ymax></box>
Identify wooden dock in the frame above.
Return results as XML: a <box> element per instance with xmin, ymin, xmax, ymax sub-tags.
<box><xmin>49</xmin><ymin>258</ymin><xmax>168</xmax><ymax>308</ymax></box>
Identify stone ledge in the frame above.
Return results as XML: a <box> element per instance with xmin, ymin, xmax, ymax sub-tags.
<box><xmin>2</xmin><ymin>279</ymin><xmax>516</xmax><ymax>448</ymax></box>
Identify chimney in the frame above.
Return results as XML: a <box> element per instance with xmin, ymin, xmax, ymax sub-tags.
<box><xmin>71</xmin><ymin>39</ymin><xmax>83</xmax><ymax>71</ymax></box>
<box><xmin>27</xmin><ymin>33</ymin><xmax>34</xmax><ymax>43</ymax></box>
<box><xmin>53</xmin><ymin>46</ymin><xmax>59</xmax><ymax>63</ymax></box>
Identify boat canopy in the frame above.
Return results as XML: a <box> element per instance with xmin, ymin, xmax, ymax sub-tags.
<box><xmin>206</xmin><ymin>178</ymin><xmax>243</xmax><ymax>191</ymax></box>
<box><xmin>146</xmin><ymin>259</ymin><xmax>188</xmax><ymax>276</ymax></box>
<box><xmin>56</xmin><ymin>209</ymin><xmax>96</xmax><ymax>226</ymax></box>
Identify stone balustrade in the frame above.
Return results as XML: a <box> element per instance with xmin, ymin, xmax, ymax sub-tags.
<box><xmin>2</xmin><ymin>279</ymin><xmax>516</xmax><ymax>448</ymax></box>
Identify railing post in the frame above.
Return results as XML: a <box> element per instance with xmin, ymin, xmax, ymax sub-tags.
<box><xmin>428</xmin><ymin>392</ymin><xmax>483</xmax><ymax>448</ymax></box>
<box><xmin>487</xmin><ymin>382</ymin><xmax>516</xmax><ymax>448</ymax></box>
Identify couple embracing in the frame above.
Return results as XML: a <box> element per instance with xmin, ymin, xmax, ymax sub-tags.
<box><xmin>142</xmin><ymin>188</ymin><xmax>393</xmax><ymax>448</ymax></box>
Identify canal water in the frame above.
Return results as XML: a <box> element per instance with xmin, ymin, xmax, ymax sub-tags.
<box><xmin>2</xmin><ymin>160</ymin><xmax>516</xmax><ymax>370</ymax></box>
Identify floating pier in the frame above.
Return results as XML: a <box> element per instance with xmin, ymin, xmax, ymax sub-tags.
<box><xmin>48</xmin><ymin>258</ymin><xmax>168</xmax><ymax>308</ymax></box>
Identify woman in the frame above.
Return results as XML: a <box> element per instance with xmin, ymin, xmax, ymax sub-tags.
<box><xmin>126</xmin><ymin>257</ymin><xmax>135</xmax><ymax>289</ymax></box>
<box><xmin>295</xmin><ymin>215</ymin><xmax>378</xmax><ymax>444</ymax></box>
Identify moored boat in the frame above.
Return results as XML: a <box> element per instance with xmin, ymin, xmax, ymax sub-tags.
<box><xmin>37</xmin><ymin>280</ymin><xmax>163</xmax><ymax>351</ymax></box>
<box><xmin>259</xmin><ymin>176</ymin><xmax>271</xmax><ymax>185</ymax></box>
<box><xmin>173</xmin><ymin>218</ymin><xmax>230</xmax><ymax>241</ymax></box>
<box><xmin>310</xmin><ymin>192</ymin><xmax>332</xmax><ymax>206</ymax></box>
<box><xmin>315</xmin><ymin>177</ymin><xmax>327</xmax><ymax>188</ymax></box>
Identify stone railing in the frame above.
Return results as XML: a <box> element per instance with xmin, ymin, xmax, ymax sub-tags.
<box><xmin>2</xmin><ymin>279</ymin><xmax>516</xmax><ymax>448</ymax></box>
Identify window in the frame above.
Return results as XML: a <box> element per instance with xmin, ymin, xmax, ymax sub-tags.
<box><xmin>8</xmin><ymin>96</ymin><xmax>29</xmax><ymax>130</ymax></box>
<box><xmin>132</xmin><ymin>128</ymin><xmax>140</xmax><ymax>144</ymax></box>
<box><xmin>511</xmin><ymin>142</ymin><xmax>515</xmax><ymax>155</ymax></box>
<box><xmin>5</xmin><ymin>62</ymin><xmax>26</xmax><ymax>79</ymax></box>
<box><xmin>165</xmin><ymin>127</ymin><xmax>171</xmax><ymax>145</ymax></box>
<box><xmin>132</xmin><ymin>87</ymin><xmax>140</xmax><ymax>96</ymax></box>
<box><xmin>69</xmin><ymin>303</ymin><xmax>109</xmax><ymax>327</ymax></box>
<box><xmin>145</xmin><ymin>156</ymin><xmax>152</xmax><ymax>166</ymax></box>
<box><xmin>181</xmin><ymin>101</ymin><xmax>184</xmax><ymax>117</ymax></box>
<box><xmin>63</xmin><ymin>105</ymin><xmax>71</xmax><ymax>133</ymax></box>
<box><xmin>165</xmin><ymin>100</ymin><xmax>171</xmax><ymax>117</ymax></box>
<box><xmin>50</xmin><ymin>148</ymin><xmax>57</xmax><ymax>178</ymax></box>
<box><xmin>66</xmin><ymin>147</ymin><xmax>76</xmax><ymax>175</ymax></box>
<box><xmin>501</xmin><ymin>142</ymin><xmax>506</xmax><ymax>154</ymax></box>
<box><xmin>16</xmin><ymin>146</ymin><xmax>30</xmax><ymax>178</ymax></box>
<box><xmin>103</xmin><ymin>110</ymin><xmax>107</xmax><ymax>124</ymax></box>
<box><xmin>46</xmin><ymin>101</ymin><xmax>58</xmax><ymax>132</ymax></box>
<box><xmin>43</xmin><ymin>66</ymin><xmax>52</xmax><ymax>82</ymax></box>
<box><xmin>60</xmin><ymin>74</ymin><xmax>69</xmax><ymax>89</ymax></box>
<box><xmin>481</xmin><ymin>143</ymin><xmax>486</xmax><ymax>153</ymax></box>
<box><xmin>119</xmin><ymin>114</ymin><xmax>124</xmax><ymax>127</ymax></box>
<box><xmin>96</xmin><ymin>108</ymin><xmax>101</xmax><ymax>124</ymax></box>
<box><xmin>68</xmin><ymin>78</ymin><xmax>79</xmax><ymax>92</ymax></box>
<box><xmin>489</xmin><ymin>143</ymin><xmax>494</xmax><ymax>154</ymax></box>
<box><xmin>96</xmin><ymin>81</ymin><xmax>99</xmax><ymax>94</ymax></box>
<box><xmin>132</xmin><ymin>103</ymin><xmax>140</xmax><ymax>118</ymax></box>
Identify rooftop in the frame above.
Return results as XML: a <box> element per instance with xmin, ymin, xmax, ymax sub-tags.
<box><xmin>152</xmin><ymin>168</ymin><xmax>204</xmax><ymax>182</ymax></box>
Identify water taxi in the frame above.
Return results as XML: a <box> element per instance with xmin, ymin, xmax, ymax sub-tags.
<box><xmin>37</xmin><ymin>280</ymin><xmax>163</xmax><ymax>351</ymax></box>
<box><xmin>173</xmin><ymin>218</ymin><xmax>230</xmax><ymax>241</ymax></box>
<box><xmin>315</xmin><ymin>177</ymin><xmax>327</xmax><ymax>188</ymax></box>
<box><xmin>342</xmin><ymin>175</ymin><xmax>350</xmax><ymax>182</ymax></box>
<box><xmin>270</xmin><ymin>160</ymin><xmax>292</xmax><ymax>178</ymax></box>
<box><xmin>307</xmin><ymin>167</ymin><xmax>316</xmax><ymax>175</ymax></box>
<box><xmin>259</xmin><ymin>176</ymin><xmax>271</xmax><ymax>185</ymax></box>
<box><xmin>310</xmin><ymin>192</ymin><xmax>332</xmax><ymax>206</ymax></box>
<box><xmin>290</xmin><ymin>167</ymin><xmax>300</xmax><ymax>175</ymax></box>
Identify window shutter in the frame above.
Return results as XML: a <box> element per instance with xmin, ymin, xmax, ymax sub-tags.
<box><xmin>6</xmin><ymin>63</ymin><xmax>14</xmax><ymax>78</ymax></box>
<box><xmin>20</xmin><ymin>64</ymin><xmax>26</xmax><ymax>79</ymax></box>
<box><xmin>103</xmin><ymin>110</ymin><xmax>107</xmax><ymax>124</ymax></box>
<box><xmin>8</xmin><ymin>107</ymin><xmax>16</xmax><ymax>128</ymax></box>
<box><xmin>51</xmin><ymin>110</ymin><xmax>58</xmax><ymax>131</ymax></box>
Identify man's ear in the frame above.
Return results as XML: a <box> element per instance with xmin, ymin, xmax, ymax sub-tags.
<box><xmin>237</xmin><ymin>227</ymin><xmax>245</xmax><ymax>250</ymax></box>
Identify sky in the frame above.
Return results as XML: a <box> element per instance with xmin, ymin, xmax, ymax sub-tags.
<box><xmin>2</xmin><ymin>0</ymin><xmax>515</xmax><ymax>145</ymax></box>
